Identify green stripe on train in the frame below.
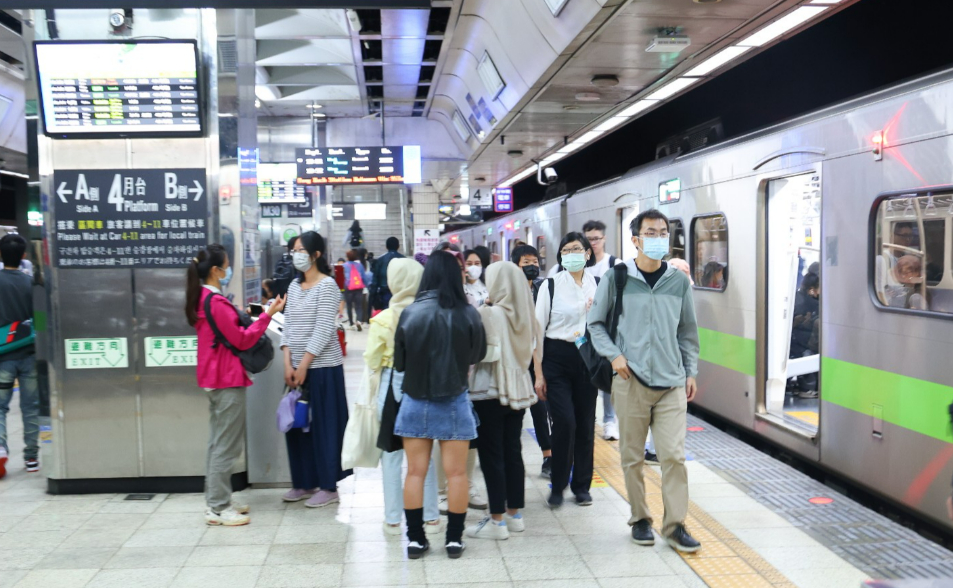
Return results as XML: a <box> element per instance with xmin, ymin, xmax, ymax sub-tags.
<box><xmin>822</xmin><ymin>357</ymin><xmax>953</xmax><ymax>443</ymax></box>
<box><xmin>698</xmin><ymin>328</ymin><xmax>756</xmax><ymax>377</ymax></box>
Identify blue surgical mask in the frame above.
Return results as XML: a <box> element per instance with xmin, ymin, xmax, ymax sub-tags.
<box><xmin>641</xmin><ymin>237</ymin><xmax>669</xmax><ymax>261</ymax></box>
<box><xmin>219</xmin><ymin>266</ymin><xmax>232</xmax><ymax>287</ymax></box>
<box><xmin>562</xmin><ymin>253</ymin><xmax>587</xmax><ymax>272</ymax></box>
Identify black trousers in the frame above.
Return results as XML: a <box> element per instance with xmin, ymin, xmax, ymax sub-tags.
<box><xmin>542</xmin><ymin>338</ymin><xmax>597</xmax><ymax>496</ymax></box>
<box><xmin>529</xmin><ymin>365</ymin><xmax>551</xmax><ymax>451</ymax></box>
<box><xmin>343</xmin><ymin>289</ymin><xmax>363</xmax><ymax>324</ymax></box>
<box><xmin>473</xmin><ymin>400</ymin><xmax>526</xmax><ymax>515</ymax></box>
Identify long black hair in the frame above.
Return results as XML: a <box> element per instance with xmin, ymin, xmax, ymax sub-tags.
<box><xmin>556</xmin><ymin>231</ymin><xmax>596</xmax><ymax>269</ymax></box>
<box><xmin>419</xmin><ymin>250</ymin><xmax>467</xmax><ymax>309</ymax></box>
<box><xmin>464</xmin><ymin>247</ymin><xmax>490</xmax><ymax>284</ymax></box>
<box><xmin>186</xmin><ymin>244</ymin><xmax>227</xmax><ymax>327</ymax></box>
<box><xmin>349</xmin><ymin>220</ymin><xmax>361</xmax><ymax>233</ymax></box>
<box><xmin>297</xmin><ymin>231</ymin><xmax>333</xmax><ymax>279</ymax></box>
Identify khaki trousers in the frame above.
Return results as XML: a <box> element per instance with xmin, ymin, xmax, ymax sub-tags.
<box><xmin>611</xmin><ymin>375</ymin><xmax>688</xmax><ymax>537</ymax></box>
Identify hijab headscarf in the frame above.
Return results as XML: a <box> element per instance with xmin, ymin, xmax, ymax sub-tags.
<box><xmin>474</xmin><ymin>261</ymin><xmax>538</xmax><ymax>409</ymax></box>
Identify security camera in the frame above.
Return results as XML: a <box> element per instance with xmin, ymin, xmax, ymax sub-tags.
<box><xmin>109</xmin><ymin>9</ymin><xmax>132</xmax><ymax>33</ymax></box>
<box><xmin>537</xmin><ymin>165</ymin><xmax>558</xmax><ymax>186</ymax></box>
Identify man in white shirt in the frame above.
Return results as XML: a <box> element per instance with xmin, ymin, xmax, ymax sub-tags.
<box><xmin>582</xmin><ymin>220</ymin><xmax>621</xmax><ymax>442</ymax></box>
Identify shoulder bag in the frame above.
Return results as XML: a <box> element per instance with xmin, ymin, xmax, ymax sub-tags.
<box><xmin>0</xmin><ymin>319</ymin><xmax>34</xmax><ymax>356</ymax></box>
<box><xmin>577</xmin><ymin>263</ymin><xmax>628</xmax><ymax>392</ymax></box>
<box><xmin>376</xmin><ymin>368</ymin><xmax>403</xmax><ymax>453</ymax></box>
<box><xmin>342</xmin><ymin>365</ymin><xmax>383</xmax><ymax>469</ymax></box>
<box><xmin>204</xmin><ymin>293</ymin><xmax>274</xmax><ymax>373</ymax></box>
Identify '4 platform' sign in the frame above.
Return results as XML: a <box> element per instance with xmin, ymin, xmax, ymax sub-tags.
<box><xmin>65</xmin><ymin>338</ymin><xmax>128</xmax><ymax>369</ymax></box>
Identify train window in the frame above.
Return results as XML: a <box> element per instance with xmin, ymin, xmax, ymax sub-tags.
<box><xmin>691</xmin><ymin>214</ymin><xmax>729</xmax><ymax>291</ymax></box>
<box><xmin>667</xmin><ymin>219</ymin><xmax>686</xmax><ymax>261</ymax></box>
<box><xmin>537</xmin><ymin>236</ymin><xmax>547</xmax><ymax>271</ymax></box>
<box><xmin>873</xmin><ymin>193</ymin><xmax>952</xmax><ymax>314</ymax></box>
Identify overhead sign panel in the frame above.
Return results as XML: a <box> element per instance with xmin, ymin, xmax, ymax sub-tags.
<box><xmin>296</xmin><ymin>146</ymin><xmax>421</xmax><ymax>185</ymax></box>
<box><xmin>258</xmin><ymin>163</ymin><xmax>307</xmax><ymax>204</ymax></box>
<box><xmin>493</xmin><ymin>187</ymin><xmax>513</xmax><ymax>213</ymax></box>
<box><xmin>470</xmin><ymin>188</ymin><xmax>493</xmax><ymax>211</ymax></box>
<box><xmin>659</xmin><ymin>178</ymin><xmax>681</xmax><ymax>204</ymax></box>
<box><xmin>34</xmin><ymin>40</ymin><xmax>202</xmax><ymax>139</ymax></box>
<box><xmin>52</xmin><ymin>168</ymin><xmax>207</xmax><ymax>268</ymax></box>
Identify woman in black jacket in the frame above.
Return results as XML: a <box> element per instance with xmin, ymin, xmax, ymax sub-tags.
<box><xmin>394</xmin><ymin>251</ymin><xmax>487</xmax><ymax>560</ymax></box>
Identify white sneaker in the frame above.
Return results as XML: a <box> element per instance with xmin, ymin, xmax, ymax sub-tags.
<box><xmin>465</xmin><ymin>516</ymin><xmax>509</xmax><ymax>540</ymax></box>
<box><xmin>438</xmin><ymin>496</ymin><xmax>449</xmax><ymax>515</ymax></box>
<box><xmin>205</xmin><ymin>506</ymin><xmax>250</xmax><ymax>526</ymax></box>
<box><xmin>424</xmin><ymin>518</ymin><xmax>444</xmax><ymax>535</ymax></box>
<box><xmin>504</xmin><ymin>513</ymin><xmax>525</xmax><ymax>532</ymax></box>
<box><xmin>603</xmin><ymin>421</ymin><xmax>619</xmax><ymax>441</ymax></box>
<box><xmin>382</xmin><ymin>521</ymin><xmax>402</xmax><ymax>536</ymax></box>
<box><xmin>468</xmin><ymin>488</ymin><xmax>488</xmax><ymax>510</ymax></box>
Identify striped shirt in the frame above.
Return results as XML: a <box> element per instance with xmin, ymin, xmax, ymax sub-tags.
<box><xmin>280</xmin><ymin>277</ymin><xmax>343</xmax><ymax>370</ymax></box>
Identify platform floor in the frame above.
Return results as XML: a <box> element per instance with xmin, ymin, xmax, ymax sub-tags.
<box><xmin>0</xmin><ymin>329</ymin><xmax>949</xmax><ymax>588</ymax></box>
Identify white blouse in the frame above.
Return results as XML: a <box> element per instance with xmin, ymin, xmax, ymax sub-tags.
<box><xmin>535</xmin><ymin>270</ymin><xmax>598</xmax><ymax>357</ymax></box>
<box><xmin>465</xmin><ymin>279</ymin><xmax>488</xmax><ymax>308</ymax></box>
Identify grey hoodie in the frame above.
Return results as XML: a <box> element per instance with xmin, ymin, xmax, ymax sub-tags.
<box><xmin>587</xmin><ymin>260</ymin><xmax>699</xmax><ymax>388</ymax></box>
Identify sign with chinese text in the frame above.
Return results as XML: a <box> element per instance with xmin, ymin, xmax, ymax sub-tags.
<box><xmin>493</xmin><ymin>187</ymin><xmax>513</xmax><ymax>213</ymax></box>
<box><xmin>296</xmin><ymin>146</ymin><xmax>421</xmax><ymax>185</ymax></box>
<box><xmin>65</xmin><ymin>338</ymin><xmax>128</xmax><ymax>369</ymax></box>
<box><xmin>414</xmin><ymin>228</ymin><xmax>440</xmax><ymax>255</ymax></box>
<box><xmin>286</xmin><ymin>194</ymin><xmax>313</xmax><ymax>219</ymax></box>
<box><xmin>52</xmin><ymin>169</ymin><xmax>207</xmax><ymax>268</ymax></box>
<box><xmin>144</xmin><ymin>336</ymin><xmax>197</xmax><ymax>367</ymax></box>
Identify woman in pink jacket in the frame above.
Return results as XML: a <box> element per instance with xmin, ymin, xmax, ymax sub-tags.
<box><xmin>186</xmin><ymin>244</ymin><xmax>285</xmax><ymax>526</ymax></box>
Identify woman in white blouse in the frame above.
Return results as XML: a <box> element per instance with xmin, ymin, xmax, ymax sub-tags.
<box><xmin>534</xmin><ymin>232</ymin><xmax>599</xmax><ymax>509</ymax></box>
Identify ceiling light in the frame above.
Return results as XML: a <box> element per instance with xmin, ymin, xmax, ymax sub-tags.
<box><xmin>575</xmin><ymin>92</ymin><xmax>601</xmax><ymax>102</ymax></box>
<box><xmin>541</xmin><ymin>154</ymin><xmax>561</xmax><ymax>166</ymax></box>
<box><xmin>558</xmin><ymin>143</ymin><xmax>583</xmax><ymax>154</ymax></box>
<box><xmin>618</xmin><ymin>99</ymin><xmax>659</xmax><ymax>117</ymax></box>
<box><xmin>254</xmin><ymin>98</ymin><xmax>261</xmax><ymax>109</ymax></box>
<box><xmin>645</xmin><ymin>77</ymin><xmax>700</xmax><ymax>100</ymax></box>
<box><xmin>507</xmin><ymin>150</ymin><xmax>524</xmax><ymax>158</ymax></box>
<box><xmin>477</xmin><ymin>52</ymin><xmax>506</xmax><ymax>99</ymax></box>
<box><xmin>474</xmin><ymin>177</ymin><xmax>486</xmax><ymax>183</ymax></box>
<box><xmin>594</xmin><ymin>116</ymin><xmax>629</xmax><ymax>132</ymax></box>
<box><xmin>809</xmin><ymin>0</ymin><xmax>841</xmax><ymax>4</ymax></box>
<box><xmin>311</xmin><ymin>112</ymin><xmax>326</xmax><ymax>118</ymax></box>
<box><xmin>562</xmin><ymin>104</ymin><xmax>580</xmax><ymax>111</ymax></box>
<box><xmin>499</xmin><ymin>166</ymin><xmax>537</xmax><ymax>187</ymax></box>
<box><xmin>738</xmin><ymin>6</ymin><xmax>828</xmax><ymax>47</ymax></box>
<box><xmin>684</xmin><ymin>46</ymin><xmax>752</xmax><ymax>77</ymax></box>
<box><xmin>576</xmin><ymin>130</ymin><xmax>604</xmax><ymax>144</ymax></box>
<box><xmin>591</xmin><ymin>74</ymin><xmax>619</xmax><ymax>88</ymax></box>
<box><xmin>451</xmin><ymin>110</ymin><xmax>472</xmax><ymax>142</ymax></box>
<box><xmin>646</xmin><ymin>35</ymin><xmax>691</xmax><ymax>53</ymax></box>
<box><xmin>693</xmin><ymin>0</ymin><xmax>722</xmax><ymax>3</ymax></box>
<box><xmin>307</xmin><ymin>104</ymin><xmax>323</xmax><ymax>109</ymax></box>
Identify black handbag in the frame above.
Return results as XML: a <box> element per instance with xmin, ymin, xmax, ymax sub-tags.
<box><xmin>204</xmin><ymin>293</ymin><xmax>274</xmax><ymax>374</ymax></box>
<box><xmin>376</xmin><ymin>368</ymin><xmax>403</xmax><ymax>452</ymax></box>
<box><xmin>577</xmin><ymin>263</ymin><xmax>628</xmax><ymax>392</ymax></box>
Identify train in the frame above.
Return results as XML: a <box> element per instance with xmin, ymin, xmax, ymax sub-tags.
<box><xmin>445</xmin><ymin>67</ymin><xmax>953</xmax><ymax>530</ymax></box>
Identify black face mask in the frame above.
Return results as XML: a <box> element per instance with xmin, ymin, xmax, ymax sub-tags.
<box><xmin>522</xmin><ymin>265</ymin><xmax>540</xmax><ymax>281</ymax></box>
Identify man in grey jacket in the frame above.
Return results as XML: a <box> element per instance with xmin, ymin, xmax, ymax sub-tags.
<box><xmin>587</xmin><ymin>208</ymin><xmax>701</xmax><ymax>553</ymax></box>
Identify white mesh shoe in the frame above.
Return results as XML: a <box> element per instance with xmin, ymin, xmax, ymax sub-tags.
<box><xmin>205</xmin><ymin>506</ymin><xmax>250</xmax><ymax>526</ymax></box>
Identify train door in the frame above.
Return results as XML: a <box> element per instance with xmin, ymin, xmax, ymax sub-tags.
<box><xmin>618</xmin><ymin>203</ymin><xmax>640</xmax><ymax>260</ymax></box>
<box><xmin>764</xmin><ymin>173</ymin><xmax>821</xmax><ymax>434</ymax></box>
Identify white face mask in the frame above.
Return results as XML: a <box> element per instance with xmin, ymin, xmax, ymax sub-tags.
<box><xmin>293</xmin><ymin>251</ymin><xmax>313</xmax><ymax>272</ymax></box>
<box><xmin>466</xmin><ymin>265</ymin><xmax>482</xmax><ymax>281</ymax></box>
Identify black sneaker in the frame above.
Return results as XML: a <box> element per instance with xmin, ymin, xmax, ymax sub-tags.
<box><xmin>25</xmin><ymin>459</ymin><xmax>39</xmax><ymax>473</ymax></box>
<box><xmin>644</xmin><ymin>450</ymin><xmax>659</xmax><ymax>465</ymax></box>
<box><xmin>631</xmin><ymin>519</ymin><xmax>655</xmax><ymax>545</ymax></box>
<box><xmin>575</xmin><ymin>492</ymin><xmax>593</xmax><ymax>506</ymax></box>
<box><xmin>666</xmin><ymin>524</ymin><xmax>701</xmax><ymax>553</ymax></box>
<box><xmin>540</xmin><ymin>456</ymin><xmax>552</xmax><ymax>479</ymax></box>
<box><xmin>547</xmin><ymin>491</ymin><xmax>564</xmax><ymax>509</ymax></box>
<box><xmin>407</xmin><ymin>540</ymin><xmax>430</xmax><ymax>559</ymax></box>
<box><xmin>445</xmin><ymin>541</ymin><xmax>466</xmax><ymax>559</ymax></box>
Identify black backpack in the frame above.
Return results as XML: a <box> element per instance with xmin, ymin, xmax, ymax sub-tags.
<box><xmin>272</xmin><ymin>255</ymin><xmax>295</xmax><ymax>297</ymax></box>
<box><xmin>350</xmin><ymin>232</ymin><xmax>363</xmax><ymax>248</ymax></box>
<box><xmin>203</xmin><ymin>293</ymin><xmax>274</xmax><ymax>374</ymax></box>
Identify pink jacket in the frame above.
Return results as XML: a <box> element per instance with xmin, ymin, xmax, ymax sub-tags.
<box><xmin>195</xmin><ymin>288</ymin><xmax>271</xmax><ymax>389</ymax></box>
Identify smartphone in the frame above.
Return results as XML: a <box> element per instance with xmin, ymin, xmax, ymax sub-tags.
<box><xmin>248</xmin><ymin>303</ymin><xmax>264</xmax><ymax>317</ymax></box>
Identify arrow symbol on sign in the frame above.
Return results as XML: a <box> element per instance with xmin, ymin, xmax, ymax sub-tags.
<box><xmin>189</xmin><ymin>181</ymin><xmax>204</xmax><ymax>201</ymax></box>
<box><xmin>424</xmin><ymin>230</ymin><xmax>432</xmax><ymax>236</ymax></box>
<box><xmin>56</xmin><ymin>182</ymin><xmax>73</xmax><ymax>203</ymax></box>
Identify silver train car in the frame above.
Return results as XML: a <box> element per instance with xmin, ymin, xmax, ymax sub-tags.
<box><xmin>446</xmin><ymin>68</ymin><xmax>953</xmax><ymax>530</ymax></box>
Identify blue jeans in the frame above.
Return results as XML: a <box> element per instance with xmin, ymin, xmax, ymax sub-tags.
<box><xmin>601</xmin><ymin>389</ymin><xmax>616</xmax><ymax>423</ymax></box>
<box><xmin>378</xmin><ymin>368</ymin><xmax>439</xmax><ymax>524</ymax></box>
<box><xmin>0</xmin><ymin>355</ymin><xmax>40</xmax><ymax>461</ymax></box>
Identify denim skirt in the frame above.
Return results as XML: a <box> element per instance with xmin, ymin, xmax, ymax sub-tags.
<box><xmin>394</xmin><ymin>391</ymin><xmax>479</xmax><ymax>441</ymax></box>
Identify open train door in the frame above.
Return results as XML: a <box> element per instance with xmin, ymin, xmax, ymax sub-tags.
<box><xmin>764</xmin><ymin>173</ymin><xmax>822</xmax><ymax>435</ymax></box>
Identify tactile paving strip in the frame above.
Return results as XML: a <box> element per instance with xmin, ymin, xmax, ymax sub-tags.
<box><xmin>593</xmin><ymin>430</ymin><xmax>795</xmax><ymax>588</ymax></box>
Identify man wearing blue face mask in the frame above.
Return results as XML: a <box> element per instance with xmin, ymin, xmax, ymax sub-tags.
<box><xmin>587</xmin><ymin>209</ymin><xmax>701</xmax><ymax>553</ymax></box>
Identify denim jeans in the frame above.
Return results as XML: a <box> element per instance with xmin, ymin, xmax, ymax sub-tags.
<box><xmin>0</xmin><ymin>354</ymin><xmax>40</xmax><ymax>461</ymax></box>
<box><xmin>601</xmin><ymin>389</ymin><xmax>616</xmax><ymax>423</ymax></box>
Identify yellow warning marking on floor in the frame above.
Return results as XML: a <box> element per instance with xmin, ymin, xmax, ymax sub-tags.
<box><xmin>593</xmin><ymin>425</ymin><xmax>795</xmax><ymax>588</ymax></box>
<box><xmin>590</xmin><ymin>471</ymin><xmax>609</xmax><ymax>488</ymax></box>
<box><xmin>785</xmin><ymin>410</ymin><xmax>819</xmax><ymax>427</ymax></box>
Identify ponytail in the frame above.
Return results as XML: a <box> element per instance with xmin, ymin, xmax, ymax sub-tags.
<box><xmin>298</xmin><ymin>231</ymin><xmax>333</xmax><ymax>278</ymax></box>
<box><xmin>185</xmin><ymin>244</ymin><xmax>227</xmax><ymax>326</ymax></box>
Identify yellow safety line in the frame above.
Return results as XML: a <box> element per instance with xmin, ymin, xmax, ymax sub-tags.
<box><xmin>785</xmin><ymin>410</ymin><xmax>819</xmax><ymax>427</ymax></box>
<box><xmin>593</xmin><ymin>428</ymin><xmax>798</xmax><ymax>588</ymax></box>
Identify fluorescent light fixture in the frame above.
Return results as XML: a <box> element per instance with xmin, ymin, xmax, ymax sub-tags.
<box><xmin>477</xmin><ymin>52</ymin><xmax>506</xmax><ymax>99</ymax></box>
<box><xmin>544</xmin><ymin>0</ymin><xmax>570</xmax><ymax>16</ymax></box>
<box><xmin>738</xmin><ymin>6</ymin><xmax>828</xmax><ymax>47</ymax></box>
<box><xmin>500</xmin><ymin>166</ymin><xmax>538</xmax><ymax>187</ymax></box>
<box><xmin>809</xmin><ymin>0</ymin><xmax>841</xmax><ymax>4</ymax></box>
<box><xmin>645</xmin><ymin>78</ymin><xmax>701</xmax><ymax>101</ymax></box>
<box><xmin>594</xmin><ymin>116</ymin><xmax>629</xmax><ymax>133</ymax></box>
<box><xmin>576</xmin><ymin>130</ymin><xmax>604</xmax><ymax>144</ymax></box>
<box><xmin>618</xmin><ymin>99</ymin><xmax>659</xmax><ymax>117</ymax></box>
<box><xmin>541</xmin><ymin>154</ymin><xmax>561</xmax><ymax>166</ymax></box>
<box><xmin>451</xmin><ymin>110</ymin><xmax>472</xmax><ymax>142</ymax></box>
<box><xmin>684</xmin><ymin>46</ymin><xmax>753</xmax><ymax>77</ymax></box>
<box><xmin>0</xmin><ymin>170</ymin><xmax>29</xmax><ymax>179</ymax></box>
<box><xmin>558</xmin><ymin>143</ymin><xmax>583</xmax><ymax>154</ymax></box>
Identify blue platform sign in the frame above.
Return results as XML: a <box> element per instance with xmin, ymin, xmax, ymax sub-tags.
<box><xmin>493</xmin><ymin>187</ymin><xmax>513</xmax><ymax>213</ymax></box>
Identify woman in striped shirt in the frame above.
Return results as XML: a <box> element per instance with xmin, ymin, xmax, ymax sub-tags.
<box><xmin>280</xmin><ymin>231</ymin><xmax>352</xmax><ymax>508</ymax></box>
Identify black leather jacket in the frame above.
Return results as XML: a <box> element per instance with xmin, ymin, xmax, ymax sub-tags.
<box><xmin>394</xmin><ymin>290</ymin><xmax>487</xmax><ymax>400</ymax></box>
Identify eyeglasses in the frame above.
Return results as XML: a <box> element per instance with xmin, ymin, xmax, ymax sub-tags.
<box><xmin>640</xmin><ymin>232</ymin><xmax>670</xmax><ymax>239</ymax></box>
<box><xmin>587</xmin><ymin>236</ymin><xmax>604</xmax><ymax>243</ymax></box>
<box><xmin>560</xmin><ymin>247</ymin><xmax>586</xmax><ymax>255</ymax></box>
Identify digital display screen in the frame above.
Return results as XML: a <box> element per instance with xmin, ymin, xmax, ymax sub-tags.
<box><xmin>35</xmin><ymin>40</ymin><xmax>202</xmax><ymax>139</ymax></box>
<box><xmin>258</xmin><ymin>163</ymin><xmax>307</xmax><ymax>204</ymax></box>
<box><xmin>659</xmin><ymin>178</ymin><xmax>681</xmax><ymax>203</ymax></box>
<box><xmin>295</xmin><ymin>146</ymin><xmax>422</xmax><ymax>185</ymax></box>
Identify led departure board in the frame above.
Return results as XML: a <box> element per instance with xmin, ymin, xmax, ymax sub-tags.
<box><xmin>258</xmin><ymin>163</ymin><xmax>307</xmax><ymax>204</ymax></box>
<box><xmin>35</xmin><ymin>40</ymin><xmax>203</xmax><ymax>139</ymax></box>
<box><xmin>295</xmin><ymin>146</ymin><xmax>422</xmax><ymax>185</ymax></box>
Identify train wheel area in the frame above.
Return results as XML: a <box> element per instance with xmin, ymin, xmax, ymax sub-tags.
<box><xmin>2</xmin><ymin>330</ymin><xmax>950</xmax><ymax>588</ymax></box>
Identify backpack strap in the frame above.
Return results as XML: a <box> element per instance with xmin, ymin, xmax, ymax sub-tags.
<box><xmin>203</xmin><ymin>292</ymin><xmax>237</xmax><ymax>352</ymax></box>
<box><xmin>547</xmin><ymin>277</ymin><xmax>555</xmax><ymax>325</ymax></box>
<box><xmin>609</xmin><ymin>263</ymin><xmax>628</xmax><ymax>340</ymax></box>
<box><xmin>609</xmin><ymin>255</ymin><xmax>617</xmax><ymax>267</ymax></box>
